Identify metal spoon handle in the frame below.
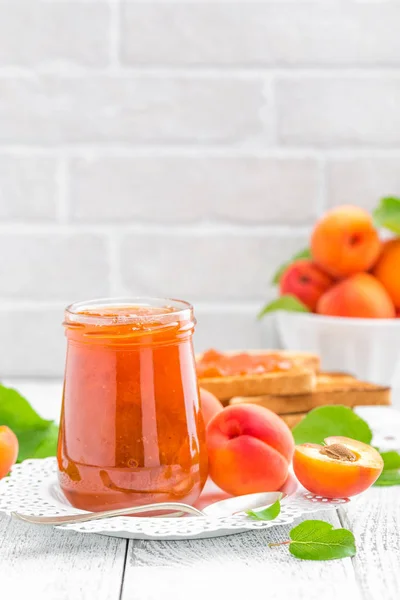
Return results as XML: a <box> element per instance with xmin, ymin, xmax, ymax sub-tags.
<box><xmin>11</xmin><ymin>502</ymin><xmax>204</xmax><ymax>526</ymax></box>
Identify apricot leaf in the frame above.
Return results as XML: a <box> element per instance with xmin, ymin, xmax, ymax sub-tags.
<box><xmin>246</xmin><ymin>495</ymin><xmax>281</xmax><ymax>521</ymax></box>
<box><xmin>292</xmin><ymin>405</ymin><xmax>373</xmax><ymax>446</ymax></box>
<box><xmin>373</xmin><ymin>197</ymin><xmax>400</xmax><ymax>234</ymax></box>
<box><xmin>0</xmin><ymin>385</ymin><xmax>58</xmax><ymax>462</ymax></box>
<box><xmin>380</xmin><ymin>450</ymin><xmax>400</xmax><ymax>471</ymax></box>
<box><xmin>27</xmin><ymin>423</ymin><xmax>59</xmax><ymax>461</ymax></box>
<box><xmin>374</xmin><ymin>452</ymin><xmax>400</xmax><ymax>486</ymax></box>
<box><xmin>374</xmin><ymin>469</ymin><xmax>400</xmax><ymax>487</ymax></box>
<box><xmin>258</xmin><ymin>295</ymin><xmax>310</xmax><ymax>319</ymax></box>
<box><xmin>287</xmin><ymin>520</ymin><xmax>356</xmax><ymax>561</ymax></box>
<box><xmin>0</xmin><ymin>386</ymin><xmax>52</xmax><ymax>432</ymax></box>
<box><xmin>271</xmin><ymin>248</ymin><xmax>312</xmax><ymax>285</ymax></box>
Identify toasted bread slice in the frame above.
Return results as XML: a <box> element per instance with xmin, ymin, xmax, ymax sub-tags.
<box><xmin>197</xmin><ymin>350</ymin><xmax>319</xmax><ymax>402</ymax></box>
<box><xmin>230</xmin><ymin>372</ymin><xmax>391</xmax><ymax>413</ymax></box>
<box><xmin>200</xmin><ymin>367</ymin><xmax>316</xmax><ymax>403</ymax></box>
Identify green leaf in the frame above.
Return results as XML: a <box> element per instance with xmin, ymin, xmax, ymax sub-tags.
<box><xmin>374</xmin><ymin>469</ymin><xmax>400</xmax><ymax>487</ymax></box>
<box><xmin>258</xmin><ymin>295</ymin><xmax>310</xmax><ymax>320</ymax></box>
<box><xmin>24</xmin><ymin>423</ymin><xmax>59</xmax><ymax>461</ymax></box>
<box><xmin>0</xmin><ymin>384</ymin><xmax>58</xmax><ymax>462</ymax></box>
<box><xmin>288</xmin><ymin>520</ymin><xmax>356</xmax><ymax>561</ymax></box>
<box><xmin>0</xmin><ymin>386</ymin><xmax>52</xmax><ymax>432</ymax></box>
<box><xmin>32</xmin><ymin>422</ymin><xmax>59</xmax><ymax>459</ymax></box>
<box><xmin>373</xmin><ymin>197</ymin><xmax>400</xmax><ymax>234</ymax></box>
<box><xmin>374</xmin><ymin>451</ymin><xmax>400</xmax><ymax>485</ymax></box>
<box><xmin>292</xmin><ymin>405</ymin><xmax>373</xmax><ymax>446</ymax></box>
<box><xmin>16</xmin><ymin>429</ymin><xmax>54</xmax><ymax>462</ymax></box>
<box><xmin>246</xmin><ymin>496</ymin><xmax>281</xmax><ymax>521</ymax></box>
<box><xmin>271</xmin><ymin>248</ymin><xmax>312</xmax><ymax>285</ymax></box>
<box><xmin>380</xmin><ymin>450</ymin><xmax>400</xmax><ymax>471</ymax></box>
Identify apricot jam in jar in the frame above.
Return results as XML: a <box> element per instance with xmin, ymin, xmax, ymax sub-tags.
<box><xmin>58</xmin><ymin>297</ymin><xmax>208</xmax><ymax>512</ymax></box>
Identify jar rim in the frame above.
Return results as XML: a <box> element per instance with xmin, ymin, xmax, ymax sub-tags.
<box><xmin>65</xmin><ymin>296</ymin><xmax>194</xmax><ymax>326</ymax></box>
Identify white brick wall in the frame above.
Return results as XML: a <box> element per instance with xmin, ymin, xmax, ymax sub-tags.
<box><xmin>120</xmin><ymin>3</ymin><xmax>400</xmax><ymax>67</ymax></box>
<box><xmin>1</xmin><ymin>0</ymin><xmax>400</xmax><ymax>377</ymax></box>
<box><xmin>0</xmin><ymin>3</ymin><xmax>111</xmax><ymax>67</ymax></box>
<box><xmin>69</xmin><ymin>156</ymin><xmax>319</xmax><ymax>223</ymax></box>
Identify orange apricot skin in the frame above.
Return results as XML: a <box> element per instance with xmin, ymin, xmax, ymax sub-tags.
<box><xmin>0</xmin><ymin>426</ymin><xmax>19</xmax><ymax>479</ymax></box>
<box><xmin>206</xmin><ymin>404</ymin><xmax>294</xmax><ymax>495</ymax></box>
<box><xmin>279</xmin><ymin>260</ymin><xmax>333</xmax><ymax>312</ymax></box>
<box><xmin>373</xmin><ymin>239</ymin><xmax>400</xmax><ymax>308</ymax></box>
<box><xmin>199</xmin><ymin>388</ymin><xmax>224</xmax><ymax>427</ymax></box>
<box><xmin>293</xmin><ymin>446</ymin><xmax>382</xmax><ymax>498</ymax></box>
<box><xmin>317</xmin><ymin>273</ymin><xmax>395</xmax><ymax>319</ymax></box>
<box><xmin>311</xmin><ymin>205</ymin><xmax>381</xmax><ymax>278</ymax></box>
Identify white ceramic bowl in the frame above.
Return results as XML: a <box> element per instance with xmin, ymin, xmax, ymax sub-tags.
<box><xmin>274</xmin><ymin>312</ymin><xmax>400</xmax><ymax>388</ymax></box>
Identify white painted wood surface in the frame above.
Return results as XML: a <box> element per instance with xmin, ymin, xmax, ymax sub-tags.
<box><xmin>339</xmin><ymin>487</ymin><xmax>400</xmax><ymax>600</ymax></box>
<box><xmin>0</xmin><ymin>382</ymin><xmax>399</xmax><ymax>600</ymax></box>
<box><xmin>0</xmin><ymin>512</ymin><xmax>127</xmax><ymax>600</ymax></box>
<box><xmin>122</xmin><ymin>511</ymin><xmax>362</xmax><ymax>600</ymax></box>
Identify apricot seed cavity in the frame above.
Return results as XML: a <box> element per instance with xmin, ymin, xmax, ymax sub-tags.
<box><xmin>319</xmin><ymin>443</ymin><xmax>357</xmax><ymax>462</ymax></box>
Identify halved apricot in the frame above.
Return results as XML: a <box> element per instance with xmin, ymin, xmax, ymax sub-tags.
<box><xmin>293</xmin><ymin>436</ymin><xmax>383</xmax><ymax>498</ymax></box>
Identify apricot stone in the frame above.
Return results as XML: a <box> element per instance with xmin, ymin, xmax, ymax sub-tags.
<box><xmin>311</xmin><ymin>205</ymin><xmax>381</xmax><ymax>278</ymax></box>
<box><xmin>206</xmin><ymin>404</ymin><xmax>294</xmax><ymax>495</ymax></box>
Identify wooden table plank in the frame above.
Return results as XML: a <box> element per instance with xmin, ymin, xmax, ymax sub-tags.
<box><xmin>339</xmin><ymin>487</ymin><xmax>400</xmax><ymax>600</ymax></box>
<box><xmin>0</xmin><ymin>513</ymin><xmax>127</xmax><ymax>600</ymax></box>
<box><xmin>121</xmin><ymin>511</ymin><xmax>362</xmax><ymax>600</ymax></box>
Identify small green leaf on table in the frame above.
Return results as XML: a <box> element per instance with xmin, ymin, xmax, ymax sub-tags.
<box><xmin>374</xmin><ymin>470</ymin><xmax>400</xmax><ymax>487</ymax></box>
<box><xmin>287</xmin><ymin>520</ymin><xmax>356</xmax><ymax>561</ymax></box>
<box><xmin>373</xmin><ymin>197</ymin><xmax>400</xmax><ymax>234</ymax></box>
<box><xmin>380</xmin><ymin>450</ymin><xmax>400</xmax><ymax>471</ymax></box>
<box><xmin>0</xmin><ymin>385</ymin><xmax>59</xmax><ymax>462</ymax></box>
<box><xmin>258</xmin><ymin>295</ymin><xmax>310</xmax><ymax>320</ymax></box>
<box><xmin>246</xmin><ymin>495</ymin><xmax>281</xmax><ymax>521</ymax></box>
<box><xmin>374</xmin><ymin>450</ymin><xmax>400</xmax><ymax>486</ymax></box>
<box><xmin>292</xmin><ymin>405</ymin><xmax>373</xmax><ymax>446</ymax></box>
<box><xmin>271</xmin><ymin>248</ymin><xmax>312</xmax><ymax>285</ymax></box>
<box><xmin>269</xmin><ymin>520</ymin><xmax>356</xmax><ymax>561</ymax></box>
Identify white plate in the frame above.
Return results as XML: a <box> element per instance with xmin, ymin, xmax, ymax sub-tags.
<box><xmin>0</xmin><ymin>458</ymin><xmax>351</xmax><ymax>540</ymax></box>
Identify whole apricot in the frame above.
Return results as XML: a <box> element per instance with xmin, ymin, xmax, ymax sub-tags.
<box><xmin>206</xmin><ymin>404</ymin><xmax>294</xmax><ymax>495</ymax></box>
<box><xmin>200</xmin><ymin>388</ymin><xmax>223</xmax><ymax>427</ymax></box>
<box><xmin>280</xmin><ymin>259</ymin><xmax>334</xmax><ymax>311</ymax></box>
<box><xmin>311</xmin><ymin>205</ymin><xmax>381</xmax><ymax>278</ymax></box>
<box><xmin>373</xmin><ymin>238</ymin><xmax>400</xmax><ymax>308</ymax></box>
<box><xmin>0</xmin><ymin>426</ymin><xmax>18</xmax><ymax>479</ymax></box>
<box><xmin>317</xmin><ymin>273</ymin><xmax>395</xmax><ymax>319</ymax></box>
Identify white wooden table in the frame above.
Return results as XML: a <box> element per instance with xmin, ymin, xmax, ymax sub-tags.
<box><xmin>1</xmin><ymin>382</ymin><xmax>400</xmax><ymax>600</ymax></box>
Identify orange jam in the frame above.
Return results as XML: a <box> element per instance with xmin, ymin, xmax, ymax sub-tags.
<box><xmin>196</xmin><ymin>349</ymin><xmax>293</xmax><ymax>378</ymax></box>
<box><xmin>58</xmin><ymin>298</ymin><xmax>208</xmax><ymax>512</ymax></box>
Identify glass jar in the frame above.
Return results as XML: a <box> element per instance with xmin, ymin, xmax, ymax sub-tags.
<box><xmin>58</xmin><ymin>297</ymin><xmax>208</xmax><ymax>511</ymax></box>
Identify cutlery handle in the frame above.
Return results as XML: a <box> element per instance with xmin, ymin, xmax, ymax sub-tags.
<box><xmin>11</xmin><ymin>502</ymin><xmax>204</xmax><ymax>525</ymax></box>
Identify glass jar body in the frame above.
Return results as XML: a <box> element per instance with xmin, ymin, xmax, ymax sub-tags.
<box><xmin>58</xmin><ymin>298</ymin><xmax>208</xmax><ymax>511</ymax></box>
